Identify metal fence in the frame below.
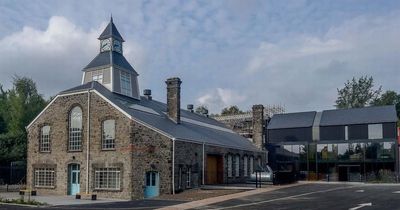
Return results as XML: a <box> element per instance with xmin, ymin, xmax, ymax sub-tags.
<box><xmin>0</xmin><ymin>161</ymin><xmax>26</xmax><ymax>185</ymax></box>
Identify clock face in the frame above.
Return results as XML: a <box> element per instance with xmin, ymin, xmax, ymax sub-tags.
<box><xmin>100</xmin><ymin>39</ymin><xmax>111</xmax><ymax>52</ymax></box>
<box><xmin>113</xmin><ymin>40</ymin><xmax>122</xmax><ymax>53</ymax></box>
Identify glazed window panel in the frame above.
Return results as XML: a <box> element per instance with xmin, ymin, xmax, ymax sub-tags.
<box><xmin>91</xmin><ymin>70</ymin><xmax>103</xmax><ymax>83</ymax></box>
<box><xmin>34</xmin><ymin>168</ymin><xmax>55</xmax><ymax>187</ymax></box>
<box><xmin>186</xmin><ymin>167</ymin><xmax>191</xmax><ymax>188</ymax></box>
<box><xmin>243</xmin><ymin>156</ymin><xmax>248</xmax><ymax>177</ymax></box>
<box><xmin>120</xmin><ymin>71</ymin><xmax>132</xmax><ymax>96</ymax></box>
<box><xmin>227</xmin><ymin>155</ymin><xmax>232</xmax><ymax>177</ymax></box>
<box><xmin>368</xmin><ymin>124</ymin><xmax>383</xmax><ymax>139</ymax></box>
<box><xmin>69</xmin><ymin>106</ymin><xmax>82</xmax><ymax>151</ymax></box>
<box><xmin>102</xmin><ymin>120</ymin><xmax>115</xmax><ymax>150</ymax></box>
<box><xmin>235</xmin><ymin>155</ymin><xmax>240</xmax><ymax>177</ymax></box>
<box><xmin>40</xmin><ymin>126</ymin><xmax>51</xmax><ymax>152</ymax></box>
<box><xmin>94</xmin><ymin>168</ymin><xmax>121</xmax><ymax>190</ymax></box>
<box><xmin>250</xmin><ymin>156</ymin><xmax>254</xmax><ymax>174</ymax></box>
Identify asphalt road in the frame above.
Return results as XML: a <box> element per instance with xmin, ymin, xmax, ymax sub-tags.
<box><xmin>195</xmin><ymin>183</ymin><xmax>400</xmax><ymax>210</ymax></box>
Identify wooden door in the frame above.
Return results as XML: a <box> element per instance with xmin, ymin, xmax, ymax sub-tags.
<box><xmin>206</xmin><ymin>156</ymin><xmax>218</xmax><ymax>184</ymax></box>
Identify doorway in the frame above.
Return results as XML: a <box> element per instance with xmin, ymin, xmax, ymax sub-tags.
<box><xmin>68</xmin><ymin>164</ymin><xmax>80</xmax><ymax>195</ymax></box>
<box><xmin>206</xmin><ymin>155</ymin><xmax>223</xmax><ymax>184</ymax></box>
<box><xmin>144</xmin><ymin>171</ymin><xmax>159</xmax><ymax>198</ymax></box>
<box><xmin>338</xmin><ymin>165</ymin><xmax>361</xmax><ymax>181</ymax></box>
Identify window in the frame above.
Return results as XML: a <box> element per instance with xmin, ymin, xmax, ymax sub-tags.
<box><xmin>102</xmin><ymin>120</ymin><xmax>115</xmax><ymax>150</ymax></box>
<box><xmin>69</xmin><ymin>106</ymin><xmax>82</xmax><ymax>151</ymax></box>
<box><xmin>120</xmin><ymin>71</ymin><xmax>132</xmax><ymax>96</ymax></box>
<box><xmin>250</xmin><ymin>156</ymin><xmax>254</xmax><ymax>174</ymax></box>
<box><xmin>94</xmin><ymin>168</ymin><xmax>121</xmax><ymax>190</ymax></box>
<box><xmin>92</xmin><ymin>70</ymin><xmax>103</xmax><ymax>83</ymax></box>
<box><xmin>368</xmin><ymin>124</ymin><xmax>383</xmax><ymax>139</ymax></box>
<box><xmin>227</xmin><ymin>155</ymin><xmax>232</xmax><ymax>177</ymax></box>
<box><xmin>186</xmin><ymin>167</ymin><xmax>191</xmax><ymax>188</ymax></box>
<box><xmin>345</xmin><ymin>126</ymin><xmax>349</xmax><ymax>140</ymax></box>
<box><xmin>40</xmin><ymin>126</ymin><xmax>51</xmax><ymax>152</ymax></box>
<box><xmin>34</xmin><ymin>168</ymin><xmax>55</xmax><ymax>187</ymax></box>
<box><xmin>243</xmin><ymin>156</ymin><xmax>248</xmax><ymax>177</ymax></box>
<box><xmin>235</xmin><ymin>155</ymin><xmax>240</xmax><ymax>177</ymax></box>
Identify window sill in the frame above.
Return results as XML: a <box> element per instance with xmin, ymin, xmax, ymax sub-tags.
<box><xmin>34</xmin><ymin>186</ymin><xmax>55</xmax><ymax>189</ymax></box>
<box><xmin>68</xmin><ymin>150</ymin><xmax>83</xmax><ymax>153</ymax></box>
<box><xmin>39</xmin><ymin>151</ymin><xmax>51</xmax><ymax>153</ymax></box>
<box><xmin>101</xmin><ymin>148</ymin><xmax>116</xmax><ymax>151</ymax></box>
<box><xmin>93</xmin><ymin>188</ymin><xmax>121</xmax><ymax>192</ymax></box>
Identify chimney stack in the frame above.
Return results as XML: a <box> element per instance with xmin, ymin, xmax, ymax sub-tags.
<box><xmin>143</xmin><ymin>89</ymin><xmax>152</xmax><ymax>100</ymax></box>
<box><xmin>166</xmin><ymin>77</ymin><xmax>182</xmax><ymax>124</ymax></box>
<box><xmin>187</xmin><ymin>104</ymin><xmax>194</xmax><ymax>112</ymax></box>
<box><xmin>252</xmin><ymin>104</ymin><xmax>264</xmax><ymax>150</ymax></box>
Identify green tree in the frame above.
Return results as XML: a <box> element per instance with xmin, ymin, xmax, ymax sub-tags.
<box><xmin>335</xmin><ymin>76</ymin><xmax>382</xmax><ymax>109</ymax></box>
<box><xmin>195</xmin><ymin>105</ymin><xmax>209</xmax><ymax>115</ymax></box>
<box><xmin>221</xmin><ymin>105</ymin><xmax>244</xmax><ymax>116</ymax></box>
<box><xmin>0</xmin><ymin>76</ymin><xmax>47</xmax><ymax>164</ymax></box>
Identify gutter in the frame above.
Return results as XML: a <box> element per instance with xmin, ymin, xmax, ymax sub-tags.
<box><xmin>86</xmin><ymin>88</ymin><xmax>91</xmax><ymax>194</ymax></box>
<box><xmin>172</xmin><ymin>138</ymin><xmax>175</xmax><ymax>195</ymax></box>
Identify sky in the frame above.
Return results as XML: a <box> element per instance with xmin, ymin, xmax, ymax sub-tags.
<box><xmin>0</xmin><ymin>0</ymin><xmax>399</xmax><ymax>114</ymax></box>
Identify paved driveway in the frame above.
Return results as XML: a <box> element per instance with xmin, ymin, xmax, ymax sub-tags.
<box><xmin>194</xmin><ymin>183</ymin><xmax>400</xmax><ymax>210</ymax></box>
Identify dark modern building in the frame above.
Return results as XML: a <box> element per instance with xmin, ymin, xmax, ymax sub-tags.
<box><xmin>266</xmin><ymin>105</ymin><xmax>398</xmax><ymax>182</ymax></box>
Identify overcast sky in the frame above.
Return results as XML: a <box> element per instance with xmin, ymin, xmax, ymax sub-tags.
<box><xmin>0</xmin><ymin>0</ymin><xmax>399</xmax><ymax>113</ymax></box>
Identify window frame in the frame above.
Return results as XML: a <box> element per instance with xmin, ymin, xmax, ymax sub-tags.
<box><xmin>227</xmin><ymin>155</ymin><xmax>233</xmax><ymax>177</ymax></box>
<box><xmin>102</xmin><ymin>119</ymin><xmax>116</xmax><ymax>150</ymax></box>
<box><xmin>186</xmin><ymin>167</ymin><xmax>191</xmax><ymax>188</ymax></box>
<box><xmin>34</xmin><ymin>168</ymin><xmax>55</xmax><ymax>188</ymax></box>
<box><xmin>91</xmin><ymin>70</ymin><xmax>104</xmax><ymax>83</ymax></box>
<box><xmin>68</xmin><ymin>106</ymin><xmax>83</xmax><ymax>152</ymax></box>
<box><xmin>368</xmin><ymin>124</ymin><xmax>383</xmax><ymax>139</ymax></box>
<box><xmin>120</xmin><ymin>71</ymin><xmax>132</xmax><ymax>97</ymax></box>
<box><xmin>94</xmin><ymin>168</ymin><xmax>121</xmax><ymax>191</ymax></box>
<box><xmin>39</xmin><ymin>125</ymin><xmax>51</xmax><ymax>153</ymax></box>
<box><xmin>235</xmin><ymin>155</ymin><xmax>240</xmax><ymax>177</ymax></box>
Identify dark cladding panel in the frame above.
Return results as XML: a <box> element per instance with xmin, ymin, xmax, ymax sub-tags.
<box><xmin>383</xmin><ymin>122</ymin><xmax>397</xmax><ymax>139</ymax></box>
<box><xmin>320</xmin><ymin>126</ymin><xmax>345</xmax><ymax>141</ymax></box>
<box><xmin>268</xmin><ymin>127</ymin><xmax>312</xmax><ymax>143</ymax></box>
<box><xmin>348</xmin><ymin>124</ymin><xmax>368</xmax><ymax>140</ymax></box>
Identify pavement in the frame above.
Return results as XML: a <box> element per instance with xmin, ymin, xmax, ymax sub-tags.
<box><xmin>1</xmin><ymin>182</ymin><xmax>400</xmax><ymax>210</ymax></box>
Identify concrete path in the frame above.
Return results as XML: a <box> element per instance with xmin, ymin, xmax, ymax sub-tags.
<box><xmin>157</xmin><ymin>183</ymin><xmax>306</xmax><ymax>210</ymax></box>
<box><xmin>0</xmin><ymin>192</ymin><xmax>127</xmax><ymax>206</ymax></box>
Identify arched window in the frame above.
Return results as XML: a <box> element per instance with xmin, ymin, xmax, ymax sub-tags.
<box><xmin>69</xmin><ymin>106</ymin><xmax>82</xmax><ymax>151</ymax></box>
<box><xmin>102</xmin><ymin>119</ymin><xmax>115</xmax><ymax>150</ymax></box>
<box><xmin>235</xmin><ymin>155</ymin><xmax>240</xmax><ymax>177</ymax></box>
<box><xmin>227</xmin><ymin>155</ymin><xmax>232</xmax><ymax>177</ymax></box>
<box><xmin>243</xmin><ymin>156</ymin><xmax>248</xmax><ymax>177</ymax></box>
<box><xmin>40</xmin><ymin>125</ymin><xmax>50</xmax><ymax>152</ymax></box>
<box><xmin>250</xmin><ymin>156</ymin><xmax>254</xmax><ymax>174</ymax></box>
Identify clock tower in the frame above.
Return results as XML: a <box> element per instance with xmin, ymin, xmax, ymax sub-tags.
<box><xmin>82</xmin><ymin>17</ymin><xmax>140</xmax><ymax>99</ymax></box>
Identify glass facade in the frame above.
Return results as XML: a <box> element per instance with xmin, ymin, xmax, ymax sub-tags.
<box><xmin>273</xmin><ymin>140</ymin><xmax>397</xmax><ymax>182</ymax></box>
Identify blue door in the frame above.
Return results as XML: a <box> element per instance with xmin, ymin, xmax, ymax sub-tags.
<box><xmin>144</xmin><ymin>171</ymin><xmax>159</xmax><ymax>198</ymax></box>
<box><xmin>68</xmin><ymin>164</ymin><xmax>80</xmax><ymax>195</ymax></box>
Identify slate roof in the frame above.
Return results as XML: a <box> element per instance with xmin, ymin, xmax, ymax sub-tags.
<box><xmin>60</xmin><ymin>82</ymin><xmax>260</xmax><ymax>152</ymax></box>
<box><xmin>320</xmin><ymin>105</ymin><xmax>398</xmax><ymax>126</ymax></box>
<box><xmin>83</xmin><ymin>51</ymin><xmax>138</xmax><ymax>74</ymax></box>
<box><xmin>98</xmin><ymin>17</ymin><xmax>124</xmax><ymax>42</ymax></box>
<box><xmin>267</xmin><ymin>111</ymin><xmax>316</xmax><ymax>129</ymax></box>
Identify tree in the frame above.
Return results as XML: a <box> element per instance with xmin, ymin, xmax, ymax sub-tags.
<box><xmin>195</xmin><ymin>105</ymin><xmax>209</xmax><ymax>115</ymax></box>
<box><xmin>335</xmin><ymin>76</ymin><xmax>382</xmax><ymax>109</ymax></box>
<box><xmin>0</xmin><ymin>76</ymin><xmax>47</xmax><ymax>164</ymax></box>
<box><xmin>221</xmin><ymin>105</ymin><xmax>244</xmax><ymax>116</ymax></box>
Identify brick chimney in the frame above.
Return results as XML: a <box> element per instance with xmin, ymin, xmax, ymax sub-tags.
<box><xmin>166</xmin><ymin>77</ymin><xmax>182</xmax><ymax>124</ymax></box>
<box><xmin>252</xmin><ymin>104</ymin><xmax>264</xmax><ymax>150</ymax></box>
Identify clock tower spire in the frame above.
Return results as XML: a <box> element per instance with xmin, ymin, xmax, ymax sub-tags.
<box><xmin>81</xmin><ymin>17</ymin><xmax>140</xmax><ymax>99</ymax></box>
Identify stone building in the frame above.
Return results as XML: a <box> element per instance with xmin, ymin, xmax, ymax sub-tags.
<box><xmin>26</xmin><ymin>18</ymin><xmax>265</xmax><ymax>199</ymax></box>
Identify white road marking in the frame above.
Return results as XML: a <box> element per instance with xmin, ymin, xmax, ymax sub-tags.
<box><xmin>211</xmin><ymin>186</ymin><xmax>356</xmax><ymax>210</ymax></box>
<box><xmin>355</xmin><ymin>190</ymin><xmax>364</xmax><ymax>193</ymax></box>
<box><xmin>349</xmin><ymin>202</ymin><xmax>372</xmax><ymax>210</ymax></box>
<box><xmin>393</xmin><ymin>191</ymin><xmax>400</xmax><ymax>194</ymax></box>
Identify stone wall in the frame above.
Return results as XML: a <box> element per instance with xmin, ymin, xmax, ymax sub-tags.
<box><xmin>27</xmin><ymin>92</ymin><xmax>133</xmax><ymax>199</ymax></box>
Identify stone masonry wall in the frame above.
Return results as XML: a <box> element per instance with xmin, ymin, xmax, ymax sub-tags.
<box><xmin>27</xmin><ymin>92</ymin><xmax>133</xmax><ymax>199</ymax></box>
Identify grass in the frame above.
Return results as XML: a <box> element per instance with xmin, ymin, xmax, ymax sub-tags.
<box><xmin>0</xmin><ymin>196</ymin><xmax>47</xmax><ymax>206</ymax></box>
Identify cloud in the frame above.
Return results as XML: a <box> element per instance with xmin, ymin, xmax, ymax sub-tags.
<box><xmin>197</xmin><ymin>88</ymin><xmax>247</xmax><ymax>113</ymax></box>
<box><xmin>0</xmin><ymin>16</ymin><xmax>144</xmax><ymax>98</ymax></box>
